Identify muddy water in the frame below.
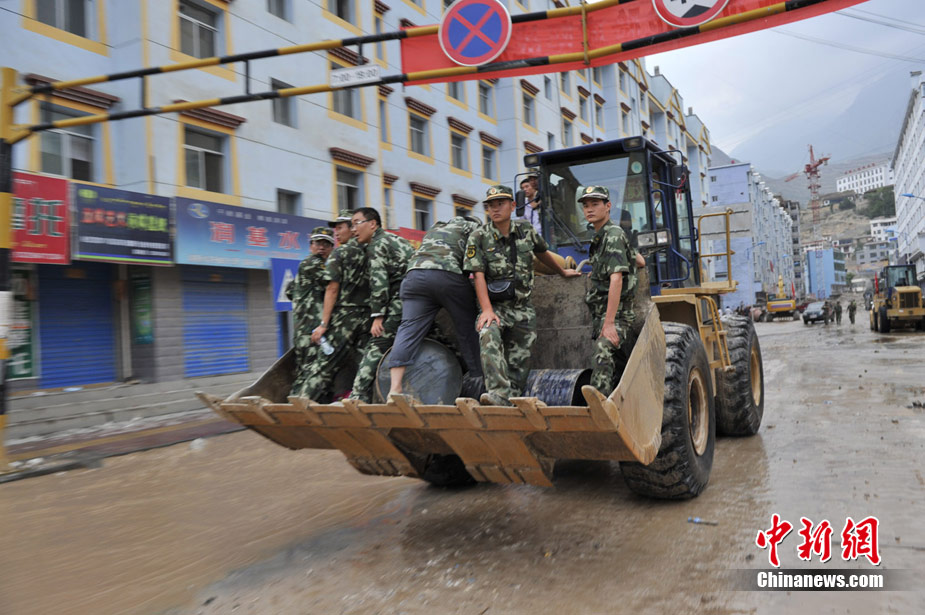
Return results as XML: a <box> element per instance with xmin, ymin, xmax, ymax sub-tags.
<box><xmin>2</xmin><ymin>319</ymin><xmax>923</xmax><ymax>614</ymax></box>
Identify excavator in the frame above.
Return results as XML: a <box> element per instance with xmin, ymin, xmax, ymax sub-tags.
<box><xmin>766</xmin><ymin>275</ymin><xmax>798</xmax><ymax>321</ymax></box>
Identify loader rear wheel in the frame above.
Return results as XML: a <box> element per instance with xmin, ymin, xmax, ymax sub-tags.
<box><xmin>715</xmin><ymin>316</ymin><xmax>764</xmax><ymax>436</ymax></box>
<box><xmin>621</xmin><ymin>323</ymin><xmax>715</xmax><ymax>500</ymax></box>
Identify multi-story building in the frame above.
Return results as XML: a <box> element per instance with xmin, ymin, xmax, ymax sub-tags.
<box><xmin>836</xmin><ymin>162</ymin><xmax>894</xmax><ymax>195</ymax></box>
<box><xmin>855</xmin><ymin>240</ymin><xmax>895</xmax><ymax>268</ymax></box>
<box><xmin>892</xmin><ymin>70</ymin><xmax>925</xmax><ymax>283</ymax></box>
<box><xmin>700</xmin><ymin>163</ymin><xmax>795</xmax><ymax>307</ymax></box>
<box><xmin>2</xmin><ymin>1</ymin><xmax>712</xmax><ymax>395</ymax></box>
<box><xmin>869</xmin><ymin>216</ymin><xmax>897</xmax><ymax>243</ymax></box>
<box><xmin>804</xmin><ymin>248</ymin><xmax>847</xmax><ymax>299</ymax></box>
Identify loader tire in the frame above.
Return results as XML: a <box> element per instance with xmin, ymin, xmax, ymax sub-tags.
<box><xmin>879</xmin><ymin>307</ymin><xmax>891</xmax><ymax>333</ymax></box>
<box><xmin>715</xmin><ymin>316</ymin><xmax>764</xmax><ymax>436</ymax></box>
<box><xmin>621</xmin><ymin>323</ymin><xmax>715</xmax><ymax>500</ymax></box>
<box><xmin>420</xmin><ymin>454</ymin><xmax>476</xmax><ymax>488</ymax></box>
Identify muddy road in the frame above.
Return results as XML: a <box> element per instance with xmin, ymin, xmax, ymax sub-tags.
<box><xmin>2</xmin><ymin>318</ymin><xmax>923</xmax><ymax>614</ymax></box>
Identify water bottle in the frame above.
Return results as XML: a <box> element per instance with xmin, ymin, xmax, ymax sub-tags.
<box><xmin>319</xmin><ymin>335</ymin><xmax>335</xmax><ymax>355</ymax></box>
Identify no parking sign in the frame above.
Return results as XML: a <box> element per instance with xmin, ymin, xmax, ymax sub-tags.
<box><xmin>439</xmin><ymin>0</ymin><xmax>512</xmax><ymax>66</ymax></box>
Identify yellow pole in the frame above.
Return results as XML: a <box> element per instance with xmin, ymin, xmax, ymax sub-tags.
<box><xmin>0</xmin><ymin>67</ymin><xmax>18</xmax><ymax>473</ymax></box>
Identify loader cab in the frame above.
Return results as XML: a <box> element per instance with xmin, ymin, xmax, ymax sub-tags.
<box><xmin>524</xmin><ymin>136</ymin><xmax>699</xmax><ymax>292</ymax></box>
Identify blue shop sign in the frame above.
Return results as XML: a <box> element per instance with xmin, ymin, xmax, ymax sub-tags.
<box><xmin>73</xmin><ymin>183</ymin><xmax>172</xmax><ymax>265</ymax></box>
<box><xmin>175</xmin><ymin>198</ymin><xmax>325</xmax><ymax>269</ymax></box>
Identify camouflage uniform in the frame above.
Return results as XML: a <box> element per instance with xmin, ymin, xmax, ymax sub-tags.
<box><xmin>585</xmin><ymin>215</ymin><xmax>638</xmax><ymax>394</ymax></box>
<box><xmin>291</xmin><ymin>235</ymin><xmax>370</xmax><ymax>401</ymax></box>
<box><xmin>351</xmin><ymin>228</ymin><xmax>414</xmax><ymax>402</ymax></box>
<box><xmin>464</xmin><ymin>212</ymin><xmax>548</xmax><ymax>401</ymax></box>
<box><xmin>286</xmin><ymin>227</ymin><xmax>335</xmax><ymax>371</ymax></box>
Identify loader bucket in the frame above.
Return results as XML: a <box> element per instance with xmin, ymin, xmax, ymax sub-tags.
<box><xmin>198</xmin><ymin>304</ymin><xmax>666</xmax><ymax>488</ymax></box>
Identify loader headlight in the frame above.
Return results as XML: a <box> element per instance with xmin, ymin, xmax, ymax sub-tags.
<box><xmin>524</xmin><ymin>154</ymin><xmax>540</xmax><ymax>167</ymax></box>
<box><xmin>637</xmin><ymin>229</ymin><xmax>670</xmax><ymax>249</ymax></box>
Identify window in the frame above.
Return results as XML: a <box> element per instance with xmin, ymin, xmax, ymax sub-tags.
<box><xmin>331</xmin><ymin>62</ymin><xmax>360</xmax><ymax>118</ymax></box>
<box><xmin>336</xmin><ymin>167</ymin><xmax>363</xmax><ymax>210</ymax></box>
<box><xmin>522</xmin><ymin>93</ymin><xmax>535</xmax><ymax>127</ymax></box>
<box><xmin>710</xmin><ymin>175</ymin><xmax>717</xmax><ymax>182</ymax></box>
<box><xmin>36</xmin><ymin>0</ymin><xmax>89</xmax><ymax>37</ymax></box>
<box><xmin>621</xmin><ymin>110</ymin><xmax>629</xmax><ymax>134</ymax></box>
<box><xmin>184</xmin><ymin>127</ymin><xmax>224</xmax><ymax>192</ymax></box>
<box><xmin>547</xmin><ymin>131</ymin><xmax>555</xmax><ymax>151</ymax></box>
<box><xmin>562</xmin><ymin>118</ymin><xmax>572</xmax><ymax>146</ymax></box>
<box><xmin>330</xmin><ymin>0</ymin><xmax>356</xmax><ymax>25</ymax></box>
<box><xmin>478</xmin><ymin>81</ymin><xmax>494</xmax><ymax>116</ymax></box>
<box><xmin>414</xmin><ymin>196</ymin><xmax>432</xmax><ymax>230</ymax></box>
<box><xmin>384</xmin><ymin>185</ymin><xmax>393</xmax><ymax>224</ymax></box>
<box><xmin>277</xmin><ymin>189</ymin><xmax>300</xmax><ymax>215</ymax></box>
<box><xmin>482</xmin><ymin>145</ymin><xmax>497</xmax><ymax>181</ymax></box>
<box><xmin>448</xmin><ymin>81</ymin><xmax>464</xmax><ymax>102</ymax></box>
<box><xmin>592</xmin><ymin>66</ymin><xmax>602</xmax><ymax>84</ymax></box>
<box><xmin>271</xmin><ymin>79</ymin><xmax>295</xmax><ymax>126</ymax></box>
<box><xmin>40</xmin><ymin>103</ymin><xmax>94</xmax><ymax>181</ymax></box>
<box><xmin>579</xmin><ymin>95</ymin><xmax>589</xmax><ymax>122</ymax></box>
<box><xmin>451</xmin><ymin>132</ymin><xmax>468</xmax><ymax>171</ymax></box>
<box><xmin>179</xmin><ymin>1</ymin><xmax>218</xmax><ymax>59</ymax></box>
<box><xmin>594</xmin><ymin>100</ymin><xmax>604</xmax><ymax>127</ymax></box>
<box><xmin>619</xmin><ymin>69</ymin><xmax>627</xmax><ymax>92</ymax></box>
<box><xmin>267</xmin><ymin>0</ymin><xmax>288</xmax><ymax>20</ymax></box>
<box><xmin>409</xmin><ymin>113</ymin><xmax>429</xmax><ymax>156</ymax></box>
<box><xmin>560</xmin><ymin>72</ymin><xmax>570</xmax><ymax>93</ymax></box>
<box><xmin>379</xmin><ymin>98</ymin><xmax>389</xmax><ymax>143</ymax></box>
<box><xmin>374</xmin><ymin>15</ymin><xmax>385</xmax><ymax>60</ymax></box>
<box><xmin>544</xmin><ymin>76</ymin><xmax>552</xmax><ymax>100</ymax></box>
<box><xmin>455</xmin><ymin>206</ymin><xmax>470</xmax><ymax>218</ymax></box>
<box><xmin>712</xmin><ymin>196</ymin><xmax>718</xmax><ymax>202</ymax></box>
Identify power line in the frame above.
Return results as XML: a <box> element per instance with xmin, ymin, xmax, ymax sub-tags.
<box><xmin>772</xmin><ymin>30</ymin><xmax>925</xmax><ymax>63</ymax></box>
<box><xmin>836</xmin><ymin>10</ymin><xmax>925</xmax><ymax>36</ymax></box>
<box><xmin>842</xmin><ymin>7</ymin><xmax>925</xmax><ymax>29</ymax></box>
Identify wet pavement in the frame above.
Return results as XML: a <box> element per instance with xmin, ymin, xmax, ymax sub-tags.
<box><xmin>1</xmin><ymin>318</ymin><xmax>923</xmax><ymax>614</ymax></box>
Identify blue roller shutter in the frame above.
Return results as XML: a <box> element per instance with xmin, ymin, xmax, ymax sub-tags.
<box><xmin>182</xmin><ymin>268</ymin><xmax>249</xmax><ymax>377</ymax></box>
<box><xmin>38</xmin><ymin>263</ymin><xmax>117</xmax><ymax>388</ymax></box>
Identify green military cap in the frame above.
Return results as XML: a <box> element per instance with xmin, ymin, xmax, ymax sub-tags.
<box><xmin>578</xmin><ymin>185</ymin><xmax>610</xmax><ymax>202</ymax></box>
<box><xmin>328</xmin><ymin>208</ymin><xmax>354</xmax><ymax>227</ymax></box>
<box><xmin>484</xmin><ymin>185</ymin><xmax>514</xmax><ymax>202</ymax></box>
<box><xmin>310</xmin><ymin>226</ymin><xmax>335</xmax><ymax>243</ymax></box>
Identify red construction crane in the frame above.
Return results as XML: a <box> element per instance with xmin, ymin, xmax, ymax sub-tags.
<box><xmin>785</xmin><ymin>145</ymin><xmax>830</xmax><ymax>239</ymax></box>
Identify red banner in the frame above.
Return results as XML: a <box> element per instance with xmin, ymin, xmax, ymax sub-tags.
<box><xmin>401</xmin><ymin>0</ymin><xmax>865</xmax><ymax>84</ymax></box>
<box><xmin>389</xmin><ymin>227</ymin><xmax>426</xmax><ymax>249</ymax></box>
<box><xmin>12</xmin><ymin>172</ymin><xmax>71</xmax><ymax>264</ymax></box>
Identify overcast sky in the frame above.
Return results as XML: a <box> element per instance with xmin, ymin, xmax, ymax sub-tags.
<box><xmin>646</xmin><ymin>0</ymin><xmax>925</xmax><ymax>156</ymax></box>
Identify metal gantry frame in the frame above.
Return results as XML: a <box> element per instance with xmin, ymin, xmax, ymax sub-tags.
<box><xmin>0</xmin><ymin>0</ymin><xmax>836</xmax><ymax>468</ymax></box>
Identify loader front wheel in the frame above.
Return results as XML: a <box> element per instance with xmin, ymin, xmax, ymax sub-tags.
<box><xmin>715</xmin><ymin>316</ymin><xmax>764</xmax><ymax>436</ymax></box>
<box><xmin>621</xmin><ymin>323</ymin><xmax>715</xmax><ymax>500</ymax></box>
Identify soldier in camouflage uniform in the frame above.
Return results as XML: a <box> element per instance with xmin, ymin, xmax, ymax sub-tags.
<box><xmin>580</xmin><ymin>186</ymin><xmax>646</xmax><ymax>394</ymax></box>
<box><xmin>286</xmin><ymin>226</ymin><xmax>335</xmax><ymax>374</ymax></box>
<box><xmin>464</xmin><ymin>185</ymin><xmax>580</xmax><ymax>406</ymax></box>
<box><xmin>388</xmin><ymin>215</ymin><xmax>484</xmax><ymax>396</ymax></box>
<box><xmin>293</xmin><ymin>210</ymin><xmax>370</xmax><ymax>401</ymax></box>
<box><xmin>349</xmin><ymin>207</ymin><xmax>415</xmax><ymax>402</ymax></box>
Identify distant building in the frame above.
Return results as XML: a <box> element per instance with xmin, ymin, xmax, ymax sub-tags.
<box><xmin>836</xmin><ymin>163</ymin><xmax>893</xmax><ymax>195</ymax></box>
<box><xmin>855</xmin><ymin>240</ymin><xmax>895</xmax><ymax>267</ymax></box>
<box><xmin>804</xmin><ymin>248</ymin><xmax>847</xmax><ymax>299</ymax></box>
<box><xmin>779</xmin><ymin>199</ymin><xmax>803</xmax><ymax>294</ymax></box>
<box><xmin>701</xmin><ymin>163</ymin><xmax>795</xmax><ymax>307</ymax></box>
<box><xmin>892</xmin><ymin>70</ymin><xmax>925</xmax><ymax>283</ymax></box>
<box><xmin>869</xmin><ymin>216</ymin><xmax>897</xmax><ymax>242</ymax></box>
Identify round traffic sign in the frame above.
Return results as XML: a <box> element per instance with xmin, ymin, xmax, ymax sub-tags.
<box><xmin>652</xmin><ymin>0</ymin><xmax>730</xmax><ymax>28</ymax></box>
<box><xmin>439</xmin><ymin>0</ymin><xmax>512</xmax><ymax>67</ymax></box>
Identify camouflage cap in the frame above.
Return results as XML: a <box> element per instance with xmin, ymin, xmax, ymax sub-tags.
<box><xmin>328</xmin><ymin>209</ymin><xmax>354</xmax><ymax>227</ymax></box>
<box><xmin>484</xmin><ymin>185</ymin><xmax>515</xmax><ymax>203</ymax></box>
<box><xmin>310</xmin><ymin>226</ymin><xmax>335</xmax><ymax>243</ymax></box>
<box><xmin>578</xmin><ymin>185</ymin><xmax>610</xmax><ymax>202</ymax></box>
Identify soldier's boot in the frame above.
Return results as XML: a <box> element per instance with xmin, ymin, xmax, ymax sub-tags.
<box><xmin>480</xmin><ymin>391</ymin><xmax>512</xmax><ymax>407</ymax></box>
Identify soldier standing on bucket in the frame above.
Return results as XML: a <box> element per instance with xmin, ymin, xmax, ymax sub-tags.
<box><xmin>286</xmin><ymin>226</ymin><xmax>335</xmax><ymax>394</ymax></box>
<box><xmin>580</xmin><ymin>185</ymin><xmax>646</xmax><ymax>394</ymax></box>
<box><xmin>295</xmin><ymin>210</ymin><xmax>370</xmax><ymax>401</ymax></box>
<box><xmin>848</xmin><ymin>299</ymin><xmax>857</xmax><ymax>324</ymax></box>
<box><xmin>388</xmin><ymin>215</ymin><xmax>484</xmax><ymax>398</ymax></box>
<box><xmin>348</xmin><ymin>207</ymin><xmax>414</xmax><ymax>403</ymax></box>
<box><xmin>464</xmin><ymin>185</ymin><xmax>580</xmax><ymax>407</ymax></box>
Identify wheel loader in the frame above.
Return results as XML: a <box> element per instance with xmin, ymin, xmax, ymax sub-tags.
<box><xmin>869</xmin><ymin>264</ymin><xmax>925</xmax><ymax>332</ymax></box>
<box><xmin>199</xmin><ymin>136</ymin><xmax>765</xmax><ymax>499</ymax></box>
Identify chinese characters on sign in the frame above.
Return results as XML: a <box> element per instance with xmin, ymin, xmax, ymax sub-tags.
<box><xmin>756</xmin><ymin>515</ymin><xmax>880</xmax><ymax>567</ymax></box>
<box><xmin>12</xmin><ymin>172</ymin><xmax>70</xmax><ymax>264</ymax></box>
<box><xmin>74</xmin><ymin>184</ymin><xmax>172</xmax><ymax>265</ymax></box>
<box><xmin>6</xmin><ymin>269</ymin><xmax>36</xmax><ymax>380</ymax></box>
<box><xmin>175</xmin><ymin>198</ymin><xmax>325</xmax><ymax>269</ymax></box>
